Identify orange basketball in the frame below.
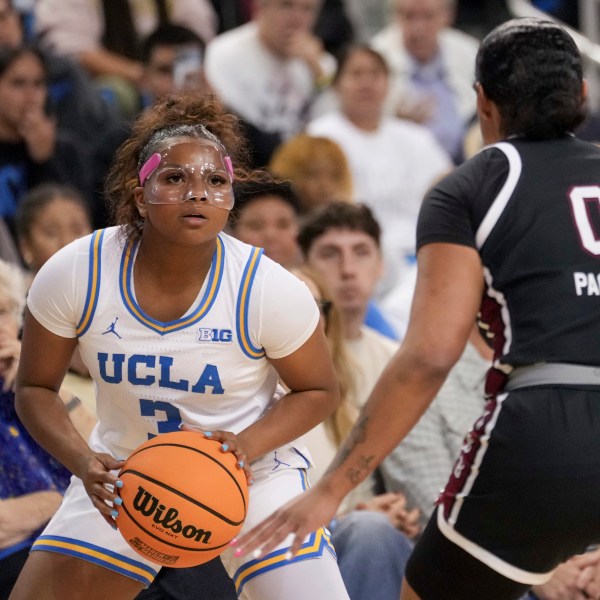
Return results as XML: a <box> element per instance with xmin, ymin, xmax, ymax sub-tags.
<box><xmin>116</xmin><ymin>431</ymin><xmax>248</xmax><ymax>568</ymax></box>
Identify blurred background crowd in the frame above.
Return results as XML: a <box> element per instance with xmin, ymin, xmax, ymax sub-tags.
<box><xmin>0</xmin><ymin>0</ymin><xmax>596</xmax><ymax>331</ymax></box>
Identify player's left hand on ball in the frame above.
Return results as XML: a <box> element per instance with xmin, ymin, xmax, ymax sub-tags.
<box><xmin>77</xmin><ymin>451</ymin><xmax>125</xmax><ymax>530</ymax></box>
<box><xmin>181</xmin><ymin>426</ymin><xmax>253</xmax><ymax>485</ymax></box>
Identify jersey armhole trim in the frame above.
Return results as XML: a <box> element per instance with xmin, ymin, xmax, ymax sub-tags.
<box><xmin>236</xmin><ymin>246</ymin><xmax>266</xmax><ymax>359</ymax></box>
<box><xmin>76</xmin><ymin>229</ymin><xmax>105</xmax><ymax>337</ymax></box>
<box><xmin>475</xmin><ymin>143</ymin><xmax>523</xmax><ymax>249</ymax></box>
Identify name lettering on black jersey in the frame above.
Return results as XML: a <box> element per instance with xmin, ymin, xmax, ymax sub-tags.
<box><xmin>573</xmin><ymin>272</ymin><xmax>600</xmax><ymax>296</ymax></box>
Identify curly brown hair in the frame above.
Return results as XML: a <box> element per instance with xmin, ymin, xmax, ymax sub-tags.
<box><xmin>104</xmin><ymin>93</ymin><xmax>251</xmax><ymax>242</ymax></box>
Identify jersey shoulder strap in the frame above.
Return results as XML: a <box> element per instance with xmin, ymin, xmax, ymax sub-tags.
<box><xmin>236</xmin><ymin>245</ymin><xmax>266</xmax><ymax>359</ymax></box>
<box><xmin>76</xmin><ymin>229</ymin><xmax>106</xmax><ymax>337</ymax></box>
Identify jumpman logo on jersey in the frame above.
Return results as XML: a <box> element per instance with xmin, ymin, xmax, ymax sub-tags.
<box><xmin>272</xmin><ymin>451</ymin><xmax>290</xmax><ymax>470</ymax></box>
<box><xmin>102</xmin><ymin>317</ymin><xmax>122</xmax><ymax>339</ymax></box>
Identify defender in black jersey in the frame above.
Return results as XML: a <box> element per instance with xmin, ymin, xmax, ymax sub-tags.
<box><xmin>235</xmin><ymin>17</ymin><xmax>600</xmax><ymax>600</ymax></box>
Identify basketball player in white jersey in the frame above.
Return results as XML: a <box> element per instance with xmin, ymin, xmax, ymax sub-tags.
<box><xmin>10</xmin><ymin>95</ymin><xmax>350</xmax><ymax>600</ymax></box>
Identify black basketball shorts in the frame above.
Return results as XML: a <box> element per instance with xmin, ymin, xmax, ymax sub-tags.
<box><xmin>406</xmin><ymin>385</ymin><xmax>600</xmax><ymax>599</ymax></box>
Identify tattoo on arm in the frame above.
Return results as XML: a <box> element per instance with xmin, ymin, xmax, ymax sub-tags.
<box><xmin>327</xmin><ymin>409</ymin><xmax>376</xmax><ymax>484</ymax></box>
<box><xmin>346</xmin><ymin>454</ymin><xmax>376</xmax><ymax>484</ymax></box>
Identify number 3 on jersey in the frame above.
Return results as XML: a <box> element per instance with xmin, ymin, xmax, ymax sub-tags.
<box><xmin>140</xmin><ymin>398</ymin><xmax>182</xmax><ymax>439</ymax></box>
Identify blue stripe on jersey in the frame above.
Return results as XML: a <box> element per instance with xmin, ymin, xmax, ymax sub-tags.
<box><xmin>296</xmin><ymin>466</ymin><xmax>310</xmax><ymax>491</ymax></box>
<box><xmin>76</xmin><ymin>229</ymin><xmax>105</xmax><ymax>337</ymax></box>
<box><xmin>236</xmin><ymin>247</ymin><xmax>265</xmax><ymax>359</ymax></box>
<box><xmin>31</xmin><ymin>535</ymin><xmax>158</xmax><ymax>586</ymax></box>
<box><xmin>232</xmin><ymin>527</ymin><xmax>336</xmax><ymax>595</ymax></box>
<box><xmin>119</xmin><ymin>235</ymin><xmax>225</xmax><ymax>335</ymax></box>
<box><xmin>292</xmin><ymin>447</ymin><xmax>312</xmax><ymax>471</ymax></box>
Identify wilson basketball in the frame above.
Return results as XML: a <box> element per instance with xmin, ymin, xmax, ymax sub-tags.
<box><xmin>116</xmin><ymin>431</ymin><xmax>248</xmax><ymax>568</ymax></box>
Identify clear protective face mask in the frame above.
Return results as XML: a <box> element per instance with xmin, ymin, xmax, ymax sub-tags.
<box><xmin>139</xmin><ymin>140</ymin><xmax>235</xmax><ymax>210</ymax></box>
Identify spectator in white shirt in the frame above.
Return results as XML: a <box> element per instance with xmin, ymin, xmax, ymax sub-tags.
<box><xmin>307</xmin><ymin>45</ymin><xmax>451</xmax><ymax>297</ymax></box>
<box><xmin>204</xmin><ymin>0</ymin><xmax>336</xmax><ymax>166</ymax></box>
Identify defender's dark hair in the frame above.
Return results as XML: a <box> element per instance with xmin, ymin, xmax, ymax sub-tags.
<box><xmin>476</xmin><ymin>18</ymin><xmax>586</xmax><ymax>139</ymax></box>
<box><xmin>298</xmin><ymin>202</ymin><xmax>381</xmax><ymax>255</ymax></box>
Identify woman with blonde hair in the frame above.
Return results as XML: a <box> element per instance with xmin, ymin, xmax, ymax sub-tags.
<box><xmin>291</xmin><ymin>264</ymin><xmax>356</xmax><ymax>449</ymax></box>
<box><xmin>291</xmin><ymin>264</ymin><xmax>417</xmax><ymax>600</ymax></box>
<box><xmin>269</xmin><ymin>134</ymin><xmax>353</xmax><ymax>213</ymax></box>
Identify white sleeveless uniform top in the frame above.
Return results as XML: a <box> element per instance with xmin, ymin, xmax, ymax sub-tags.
<box><xmin>28</xmin><ymin>227</ymin><xmax>319</xmax><ymax>461</ymax></box>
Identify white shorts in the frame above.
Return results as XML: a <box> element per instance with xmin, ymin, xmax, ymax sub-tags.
<box><xmin>32</xmin><ymin>446</ymin><xmax>349</xmax><ymax>599</ymax></box>
<box><xmin>31</xmin><ymin>474</ymin><xmax>160</xmax><ymax>586</ymax></box>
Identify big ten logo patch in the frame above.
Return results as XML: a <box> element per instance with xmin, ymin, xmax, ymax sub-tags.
<box><xmin>197</xmin><ymin>328</ymin><xmax>233</xmax><ymax>344</ymax></box>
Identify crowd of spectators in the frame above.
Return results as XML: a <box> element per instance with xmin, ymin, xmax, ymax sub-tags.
<box><xmin>1</xmin><ymin>0</ymin><xmax>589</xmax><ymax>269</ymax></box>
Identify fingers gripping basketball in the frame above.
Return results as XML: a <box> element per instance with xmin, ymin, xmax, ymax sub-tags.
<box><xmin>116</xmin><ymin>431</ymin><xmax>249</xmax><ymax>567</ymax></box>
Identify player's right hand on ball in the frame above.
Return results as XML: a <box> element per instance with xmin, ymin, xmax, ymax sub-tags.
<box><xmin>181</xmin><ymin>425</ymin><xmax>254</xmax><ymax>485</ymax></box>
<box><xmin>77</xmin><ymin>451</ymin><xmax>125</xmax><ymax>529</ymax></box>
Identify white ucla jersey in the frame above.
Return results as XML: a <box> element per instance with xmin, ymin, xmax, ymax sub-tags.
<box><xmin>28</xmin><ymin>227</ymin><xmax>319</xmax><ymax>460</ymax></box>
